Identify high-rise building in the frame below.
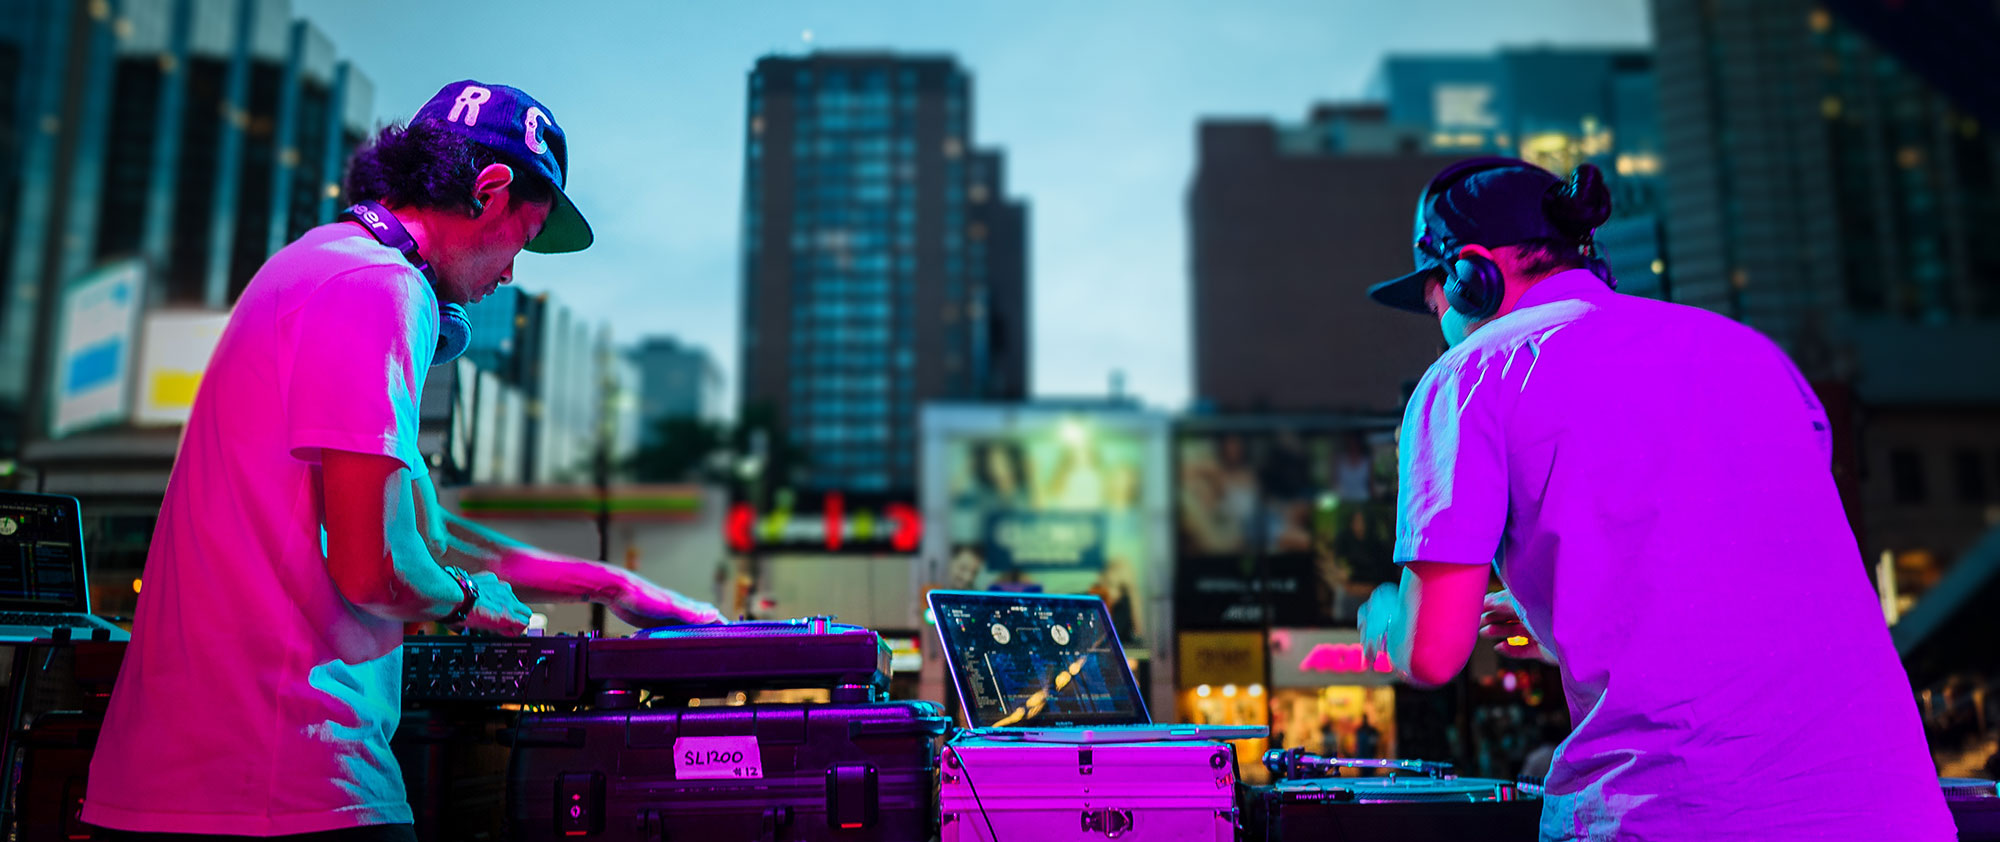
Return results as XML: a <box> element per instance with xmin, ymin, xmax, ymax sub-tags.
<box><xmin>739</xmin><ymin>53</ymin><xmax>1029</xmax><ymax>492</ymax></box>
<box><xmin>0</xmin><ymin>0</ymin><xmax>372</xmax><ymax>457</ymax></box>
<box><xmin>630</xmin><ymin>336</ymin><xmax>724</xmax><ymax>441</ymax></box>
<box><xmin>1190</xmin><ymin>105</ymin><xmax>1462</xmax><ymax>414</ymax></box>
<box><xmin>0</xmin><ymin>0</ymin><xmax>374</xmax><ymax>618</ymax></box>
<box><xmin>1374</xmin><ymin>47</ymin><xmax>1665</xmax><ymax>297</ymax></box>
<box><xmin>1653</xmin><ymin>0</ymin><xmax>2000</xmax><ymax>598</ymax></box>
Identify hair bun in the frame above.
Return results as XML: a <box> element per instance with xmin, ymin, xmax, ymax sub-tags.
<box><xmin>1544</xmin><ymin>163</ymin><xmax>1613</xmax><ymax>234</ymax></box>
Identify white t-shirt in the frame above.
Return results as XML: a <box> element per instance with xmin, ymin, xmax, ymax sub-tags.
<box><xmin>1396</xmin><ymin>269</ymin><xmax>1953</xmax><ymax>842</ymax></box>
<box><xmin>84</xmin><ymin>223</ymin><xmax>438</xmax><ymax>835</ymax></box>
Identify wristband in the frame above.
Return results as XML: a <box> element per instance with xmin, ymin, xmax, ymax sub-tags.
<box><xmin>440</xmin><ymin>565</ymin><xmax>479</xmax><ymax>625</ymax></box>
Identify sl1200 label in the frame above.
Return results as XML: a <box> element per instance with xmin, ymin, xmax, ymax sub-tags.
<box><xmin>671</xmin><ymin>735</ymin><xmax>764</xmax><ymax>780</ymax></box>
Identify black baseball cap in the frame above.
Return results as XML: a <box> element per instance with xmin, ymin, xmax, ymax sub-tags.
<box><xmin>1366</xmin><ymin>157</ymin><xmax>1566</xmax><ymax>314</ymax></box>
<box><xmin>413</xmin><ymin>80</ymin><xmax>593</xmax><ymax>254</ymax></box>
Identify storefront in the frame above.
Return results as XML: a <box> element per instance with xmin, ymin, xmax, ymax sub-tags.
<box><xmin>1175</xmin><ymin>630</ymin><xmax>1271</xmax><ymax>779</ymax></box>
<box><xmin>1266</xmin><ymin>627</ymin><xmax>1398</xmax><ymax>780</ymax></box>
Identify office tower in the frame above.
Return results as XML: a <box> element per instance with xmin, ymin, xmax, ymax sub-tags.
<box><xmin>1190</xmin><ymin>104</ymin><xmax>1461</xmax><ymax>414</ymax></box>
<box><xmin>739</xmin><ymin>53</ymin><xmax>1029</xmax><ymax>492</ymax></box>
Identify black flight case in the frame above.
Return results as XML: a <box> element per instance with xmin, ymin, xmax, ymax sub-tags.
<box><xmin>505</xmin><ymin>700</ymin><xmax>947</xmax><ymax>842</ymax></box>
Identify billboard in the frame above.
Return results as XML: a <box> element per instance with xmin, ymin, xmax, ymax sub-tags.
<box><xmin>932</xmin><ymin>412</ymin><xmax>1158</xmax><ymax>643</ymax></box>
<box><xmin>135</xmin><ymin>311</ymin><xmax>229</xmax><ymax>426</ymax></box>
<box><xmin>921</xmin><ymin>405</ymin><xmax>1173</xmax><ymax>710</ymax></box>
<box><xmin>1174</xmin><ymin>421</ymin><xmax>1401</xmax><ymax>628</ymax></box>
<box><xmin>51</xmin><ymin>261</ymin><xmax>145</xmax><ymax>438</ymax></box>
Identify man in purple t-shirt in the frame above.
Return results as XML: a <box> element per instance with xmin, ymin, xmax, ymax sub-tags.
<box><xmin>85</xmin><ymin>81</ymin><xmax>719</xmax><ymax>841</ymax></box>
<box><xmin>1355</xmin><ymin>157</ymin><xmax>1953</xmax><ymax>840</ymax></box>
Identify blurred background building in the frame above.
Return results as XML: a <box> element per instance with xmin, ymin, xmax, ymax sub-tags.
<box><xmin>738</xmin><ymin>53</ymin><xmax>1030</xmax><ymax>494</ymax></box>
<box><xmin>1</xmin><ymin>0</ymin><xmax>374</xmax><ymax>456</ymax></box>
<box><xmin>1372</xmin><ymin>47</ymin><xmax>1665</xmax><ymax>298</ymax></box>
<box><xmin>1653</xmin><ymin>0</ymin><xmax>2000</xmax><ymax>631</ymax></box>
<box><xmin>630</xmin><ymin>335</ymin><xmax>725</xmax><ymax>438</ymax></box>
<box><xmin>1189</xmin><ymin>106</ymin><xmax>1458</xmax><ymax>415</ymax></box>
<box><xmin>1191</xmin><ymin>47</ymin><xmax>1664</xmax><ymax>417</ymax></box>
<box><xmin>0</xmin><ymin>0</ymin><xmax>657</xmax><ymax>623</ymax></box>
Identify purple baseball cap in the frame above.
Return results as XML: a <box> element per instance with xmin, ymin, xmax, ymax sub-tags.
<box><xmin>413</xmin><ymin>79</ymin><xmax>593</xmax><ymax>254</ymax></box>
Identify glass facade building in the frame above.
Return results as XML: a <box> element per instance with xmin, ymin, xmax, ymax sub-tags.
<box><xmin>1372</xmin><ymin>48</ymin><xmax>1666</xmax><ymax>298</ymax></box>
<box><xmin>0</xmin><ymin>0</ymin><xmax>372</xmax><ymax>455</ymax></box>
<box><xmin>740</xmin><ymin>54</ymin><xmax>1028</xmax><ymax>492</ymax></box>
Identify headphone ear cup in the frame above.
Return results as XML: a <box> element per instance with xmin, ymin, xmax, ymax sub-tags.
<box><xmin>1445</xmin><ymin>255</ymin><xmax>1503</xmax><ymax>320</ymax></box>
<box><xmin>434</xmin><ymin>302</ymin><xmax>472</xmax><ymax>367</ymax></box>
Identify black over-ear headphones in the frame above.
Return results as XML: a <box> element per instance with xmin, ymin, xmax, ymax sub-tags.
<box><xmin>337</xmin><ymin>201</ymin><xmax>472</xmax><ymax>366</ymax></box>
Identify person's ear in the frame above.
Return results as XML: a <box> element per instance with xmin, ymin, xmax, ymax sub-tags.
<box><xmin>470</xmin><ymin>163</ymin><xmax>516</xmax><ymax>219</ymax></box>
<box><xmin>1456</xmin><ymin>243</ymin><xmax>1497</xmax><ymax>264</ymax></box>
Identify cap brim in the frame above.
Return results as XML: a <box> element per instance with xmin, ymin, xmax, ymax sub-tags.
<box><xmin>1366</xmin><ymin>266</ymin><xmax>1441</xmax><ymax>315</ymax></box>
<box><xmin>525</xmin><ymin>188</ymin><xmax>593</xmax><ymax>254</ymax></box>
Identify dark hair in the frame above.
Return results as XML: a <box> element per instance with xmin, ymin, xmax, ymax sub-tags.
<box><xmin>1506</xmin><ymin>237</ymin><xmax>1592</xmax><ymax>278</ymax></box>
<box><xmin>1509</xmin><ymin>163</ymin><xmax>1615</xmax><ymax>279</ymax></box>
<box><xmin>343</xmin><ymin>119</ymin><xmax>555</xmax><ymax>215</ymax></box>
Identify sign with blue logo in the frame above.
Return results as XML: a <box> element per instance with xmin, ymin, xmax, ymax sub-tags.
<box><xmin>52</xmin><ymin>261</ymin><xmax>145</xmax><ymax>438</ymax></box>
<box><xmin>982</xmin><ymin>511</ymin><xmax>1107</xmax><ymax>571</ymax></box>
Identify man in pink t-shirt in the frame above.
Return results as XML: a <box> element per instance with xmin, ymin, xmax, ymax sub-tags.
<box><xmin>83</xmin><ymin>81</ymin><xmax>719</xmax><ymax>841</ymax></box>
<box><xmin>1355</xmin><ymin>158</ymin><xmax>1953</xmax><ymax>840</ymax></box>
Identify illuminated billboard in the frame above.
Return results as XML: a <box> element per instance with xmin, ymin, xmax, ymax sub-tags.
<box><xmin>51</xmin><ymin>261</ymin><xmax>145</xmax><ymax>438</ymax></box>
<box><xmin>920</xmin><ymin>403</ymin><xmax>1173</xmax><ymax>711</ymax></box>
<box><xmin>1173</xmin><ymin>420</ymin><xmax>1400</xmax><ymax>629</ymax></box>
<box><xmin>135</xmin><ymin>311</ymin><xmax>229</xmax><ymax>426</ymax></box>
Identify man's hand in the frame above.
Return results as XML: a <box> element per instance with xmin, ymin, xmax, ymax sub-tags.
<box><xmin>459</xmin><ymin>571</ymin><xmax>534</xmax><ymax>635</ymax></box>
<box><xmin>605</xmin><ymin>578</ymin><xmax>724</xmax><ymax>628</ymax></box>
<box><xmin>449</xmin><ymin>530</ymin><xmax>725</xmax><ymax>629</ymax></box>
<box><xmin>1358</xmin><ymin>583</ymin><xmax>1401</xmax><ymax>664</ymax></box>
<box><xmin>1478</xmin><ymin>589</ymin><xmax>1558</xmax><ymax>665</ymax></box>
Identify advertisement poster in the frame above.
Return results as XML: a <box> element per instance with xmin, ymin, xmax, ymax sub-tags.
<box><xmin>51</xmin><ymin>261</ymin><xmax>146</xmax><ymax>438</ymax></box>
<box><xmin>1174</xmin><ymin>423</ymin><xmax>1401</xmax><ymax>628</ymax></box>
<box><xmin>136</xmin><ymin>311</ymin><xmax>230</xmax><ymax>425</ymax></box>
<box><xmin>924</xmin><ymin>408</ymin><xmax>1168</xmax><ymax>648</ymax></box>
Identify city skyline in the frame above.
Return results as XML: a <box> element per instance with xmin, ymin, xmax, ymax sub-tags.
<box><xmin>304</xmin><ymin>0</ymin><xmax>1650</xmax><ymax>412</ymax></box>
<box><xmin>296</xmin><ymin>0</ymin><xmax>1640</xmax><ymax>410</ymax></box>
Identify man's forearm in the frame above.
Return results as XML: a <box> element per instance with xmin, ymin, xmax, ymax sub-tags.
<box><xmin>370</xmin><ymin>532</ymin><xmax>465</xmax><ymax>622</ymax></box>
<box><xmin>335</xmin><ymin>463</ymin><xmax>464</xmax><ymax>623</ymax></box>
<box><xmin>1385</xmin><ymin>568</ymin><xmax>1425</xmax><ymax>685</ymax></box>
<box><xmin>442</xmin><ymin>512</ymin><xmax>629</xmax><ymax>604</ymax></box>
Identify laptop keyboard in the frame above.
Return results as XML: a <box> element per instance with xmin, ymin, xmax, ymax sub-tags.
<box><xmin>0</xmin><ymin>612</ymin><xmax>101</xmax><ymax>627</ymax></box>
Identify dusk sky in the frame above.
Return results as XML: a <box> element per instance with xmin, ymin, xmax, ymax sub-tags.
<box><xmin>306</xmin><ymin>0</ymin><xmax>1650</xmax><ymax>412</ymax></box>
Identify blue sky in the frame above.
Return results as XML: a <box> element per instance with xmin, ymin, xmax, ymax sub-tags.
<box><xmin>306</xmin><ymin>0</ymin><xmax>1649</xmax><ymax>412</ymax></box>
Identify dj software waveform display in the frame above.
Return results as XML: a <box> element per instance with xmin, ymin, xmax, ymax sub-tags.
<box><xmin>934</xmin><ymin>593</ymin><xmax>1145</xmax><ymax>727</ymax></box>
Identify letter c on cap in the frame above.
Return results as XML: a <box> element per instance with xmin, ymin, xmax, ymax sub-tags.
<box><xmin>524</xmin><ymin>106</ymin><xmax>548</xmax><ymax>155</ymax></box>
<box><xmin>447</xmin><ymin>85</ymin><xmax>492</xmax><ymax>126</ymax></box>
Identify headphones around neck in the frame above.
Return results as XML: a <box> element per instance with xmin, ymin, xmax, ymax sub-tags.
<box><xmin>1414</xmin><ymin>158</ymin><xmax>1614</xmax><ymax>322</ymax></box>
<box><xmin>337</xmin><ymin>201</ymin><xmax>472</xmax><ymax>366</ymax></box>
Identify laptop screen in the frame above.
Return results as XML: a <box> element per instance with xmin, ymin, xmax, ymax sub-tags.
<box><xmin>928</xmin><ymin>590</ymin><xmax>1149</xmax><ymax>728</ymax></box>
<box><xmin>0</xmin><ymin>492</ymin><xmax>89</xmax><ymax>612</ymax></box>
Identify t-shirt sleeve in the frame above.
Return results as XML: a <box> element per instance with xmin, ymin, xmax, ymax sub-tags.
<box><xmin>1394</xmin><ymin>356</ymin><xmax>1509</xmax><ymax>566</ymax></box>
<box><xmin>284</xmin><ymin>267</ymin><xmax>436</xmax><ymax>472</ymax></box>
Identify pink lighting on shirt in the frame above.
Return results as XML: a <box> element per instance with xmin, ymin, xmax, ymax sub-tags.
<box><xmin>1298</xmin><ymin>643</ymin><xmax>1395</xmax><ymax>674</ymax></box>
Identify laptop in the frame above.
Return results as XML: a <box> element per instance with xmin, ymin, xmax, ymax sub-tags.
<box><xmin>0</xmin><ymin>491</ymin><xmax>129</xmax><ymax>642</ymax></box>
<box><xmin>928</xmin><ymin>589</ymin><xmax>1265</xmax><ymax>744</ymax></box>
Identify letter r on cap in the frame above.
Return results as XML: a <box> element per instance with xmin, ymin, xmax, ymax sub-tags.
<box><xmin>447</xmin><ymin>85</ymin><xmax>491</xmax><ymax>126</ymax></box>
<box><xmin>524</xmin><ymin>106</ymin><xmax>548</xmax><ymax>155</ymax></box>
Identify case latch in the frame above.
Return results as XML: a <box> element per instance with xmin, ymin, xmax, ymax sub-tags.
<box><xmin>1080</xmin><ymin>807</ymin><xmax>1135</xmax><ymax>838</ymax></box>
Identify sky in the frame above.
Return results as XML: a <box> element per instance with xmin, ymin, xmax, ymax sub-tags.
<box><xmin>305</xmin><ymin>0</ymin><xmax>1651</xmax><ymax>413</ymax></box>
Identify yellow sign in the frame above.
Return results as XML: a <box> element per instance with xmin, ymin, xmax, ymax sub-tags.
<box><xmin>1177</xmin><ymin>631</ymin><xmax>1265</xmax><ymax>688</ymax></box>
